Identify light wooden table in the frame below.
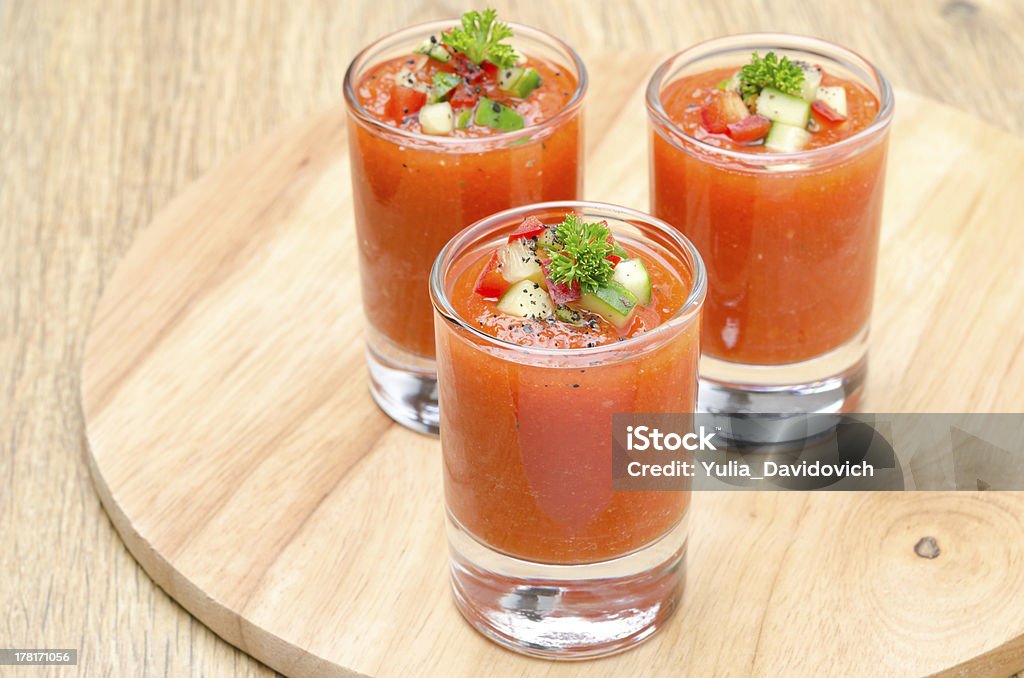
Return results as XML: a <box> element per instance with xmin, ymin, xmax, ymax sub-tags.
<box><xmin>3</xmin><ymin>1</ymin><xmax>1023</xmax><ymax>676</ymax></box>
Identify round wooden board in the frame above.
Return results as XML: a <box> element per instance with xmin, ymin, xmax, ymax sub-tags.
<box><xmin>83</xmin><ymin>53</ymin><xmax>1024</xmax><ymax>677</ymax></box>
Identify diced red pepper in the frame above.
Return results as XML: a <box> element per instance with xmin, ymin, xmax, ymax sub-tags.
<box><xmin>540</xmin><ymin>256</ymin><xmax>580</xmax><ymax>305</ymax></box>
<box><xmin>384</xmin><ymin>85</ymin><xmax>427</xmax><ymax>121</ymax></box>
<box><xmin>700</xmin><ymin>90</ymin><xmax>750</xmax><ymax>134</ymax></box>
<box><xmin>448</xmin><ymin>82</ymin><xmax>479</xmax><ymax>110</ymax></box>
<box><xmin>605</xmin><ymin>232</ymin><xmax>627</xmax><ymax>263</ymax></box>
<box><xmin>508</xmin><ymin>216</ymin><xmax>547</xmax><ymax>243</ymax></box>
<box><xmin>726</xmin><ymin>114</ymin><xmax>771</xmax><ymax>142</ymax></box>
<box><xmin>811</xmin><ymin>100</ymin><xmax>846</xmax><ymax>123</ymax></box>
<box><xmin>473</xmin><ymin>252</ymin><xmax>509</xmax><ymax>299</ymax></box>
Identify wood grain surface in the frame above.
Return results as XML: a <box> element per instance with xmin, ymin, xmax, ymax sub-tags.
<box><xmin>4</xmin><ymin>1</ymin><xmax>1024</xmax><ymax>677</ymax></box>
<box><xmin>79</xmin><ymin>58</ymin><xmax>1024</xmax><ymax>678</ymax></box>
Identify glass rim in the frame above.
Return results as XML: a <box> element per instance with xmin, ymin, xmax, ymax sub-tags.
<box><xmin>429</xmin><ymin>200</ymin><xmax>707</xmax><ymax>358</ymax></box>
<box><xmin>342</xmin><ymin>19</ymin><xmax>588</xmax><ymax>148</ymax></box>
<box><xmin>645</xmin><ymin>32</ymin><xmax>895</xmax><ymax>164</ymax></box>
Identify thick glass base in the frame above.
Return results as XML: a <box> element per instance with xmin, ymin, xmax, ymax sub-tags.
<box><xmin>365</xmin><ymin>331</ymin><xmax>438</xmax><ymax>435</ymax></box>
<box><xmin>447</xmin><ymin>513</ymin><xmax>687</xmax><ymax>659</ymax></box>
<box><xmin>698</xmin><ymin>331</ymin><xmax>867</xmax><ymax>443</ymax></box>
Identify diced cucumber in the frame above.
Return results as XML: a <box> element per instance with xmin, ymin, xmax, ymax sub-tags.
<box><xmin>473</xmin><ymin>97</ymin><xmax>525</xmax><ymax>131</ymax></box>
<box><xmin>496</xmin><ymin>280</ymin><xmax>554</xmax><ymax>320</ymax></box>
<box><xmin>498</xmin><ymin>67</ymin><xmax>523</xmax><ymax>91</ymax></box>
<box><xmin>756</xmin><ymin>87</ymin><xmax>811</xmax><ymax>128</ymax></box>
<box><xmin>612</xmin><ymin>258</ymin><xmax>652</xmax><ymax>305</ymax></box>
<box><xmin>578</xmin><ymin>281</ymin><xmax>638</xmax><ymax>328</ymax></box>
<box><xmin>764</xmin><ymin>122</ymin><xmax>811</xmax><ymax>153</ymax></box>
<box><xmin>536</xmin><ymin>227</ymin><xmax>557</xmax><ymax>248</ymax></box>
<box><xmin>717</xmin><ymin>70</ymin><xmax>741</xmax><ymax>92</ymax></box>
<box><xmin>609</xmin><ymin>240</ymin><xmax>628</xmax><ymax>259</ymax></box>
<box><xmin>513</xmin><ymin>68</ymin><xmax>542</xmax><ymax>98</ymax></box>
<box><xmin>414</xmin><ymin>37</ymin><xmax>451</xmax><ymax>63</ymax></box>
<box><xmin>554</xmin><ymin>305</ymin><xmax>584</xmax><ymax>325</ymax></box>
<box><xmin>455</xmin><ymin>108</ymin><xmax>472</xmax><ymax>128</ymax></box>
<box><xmin>499</xmin><ymin>239</ymin><xmax>544</xmax><ymax>284</ymax></box>
<box><xmin>498</xmin><ymin>67</ymin><xmax>541</xmax><ymax>98</ymax></box>
<box><xmin>815</xmin><ymin>86</ymin><xmax>848</xmax><ymax>117</ymax></box>
<box><xmin>430</xmin><ymin>72</ymin><xmax>462</xmax><ymax>102</ymax></box>
<box><xmin>795</xmin><ymin>61</ymin><xmax>822</xmax><ymax>101</ymax></box>
<box><xmin>395</xmin><ymin>68</ymin><xmax>427</xmax><ymax>93</ymax></box>
<box><xmin>418</xmin><ymin>102</ymin><xmax>454</xmax><ymax>135</ymax></box>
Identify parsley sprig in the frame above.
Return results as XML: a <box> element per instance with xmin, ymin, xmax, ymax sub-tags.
<box><xmin>547</xmin><ymin>213</ymin><xmax>614</xmax><ymax>293</ymax></box>
<box><xmin>442</xmin><ymin>9</ymin><xmax>517</xmax><ymax>69</ymax></box>
<box><xmin>738</xmin><ymin>51</ymin><xmax>804</xmax><ymax>101</ymax></box>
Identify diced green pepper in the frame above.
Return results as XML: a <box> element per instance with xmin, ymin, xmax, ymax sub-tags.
<box><xmin>473</xmin><ymin>97</ymin><xmax>525</xmax><ymax>131</ymax></box>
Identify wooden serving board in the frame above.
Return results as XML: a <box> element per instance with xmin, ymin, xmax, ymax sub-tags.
<box><xmin>82</xmin><ymin>53</ymin><xmax>1024</xmax><ymax>677</ymax></box>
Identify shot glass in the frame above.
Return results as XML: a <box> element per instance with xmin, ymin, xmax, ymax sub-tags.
<box><xmin>343</xmin><ymin>21</ymin><xmax>586</xmax><ymax>433</ymax></box>
<box><xmin>647</xmin><ymin>34</ymin><xmax>894</xmax><ymax>415</ymax></box>
<box><xmin>430</xmin><ymin>201</ymin><xmax>706</xmax><ymax>658</ymax></box>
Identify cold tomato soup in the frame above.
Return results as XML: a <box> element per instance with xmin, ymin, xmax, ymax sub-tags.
<box><xmin>347</xmin><ymin>15</ymin><xmax>583</xmax><ymax>360</ymax></box>
<box><xmin>651</xmin><ymin>58</ymin><xmax>888</xmax><ymax>365</ymax></box>
<box><xmin>435</xmin><ymin>212</ymin><xmax>700</xmax><ymax>564</ymax></box>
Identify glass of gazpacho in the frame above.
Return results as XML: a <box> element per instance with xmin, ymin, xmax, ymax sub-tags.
<box><xmin>647</xmin><ymin>34</ymin><xmax>893</xmax><ymax>415</ymax></box>
<box><xmin>343</xmin><ymin>10</ymin><xmax>586</xmax><ymax>433</ymax></box>
<box><xmin>430</xmin><ymin>201</ymin><xmax>706</xmax><ymax>657</ymax></box>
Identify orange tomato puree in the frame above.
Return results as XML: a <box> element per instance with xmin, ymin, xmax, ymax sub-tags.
<box><xmin>437</xmin><ymin>240</ymin><xmax>699</xmax><ymax>564</ymax></box>
<box><xmin>348</xmin><ymin>53</ymin><xmax>581</xmax><ymax>359</ymax></box>
<box><xmin>652</xmin><ymin>66</ymin><xmax>887</xmax><ymax>365</ymax></box>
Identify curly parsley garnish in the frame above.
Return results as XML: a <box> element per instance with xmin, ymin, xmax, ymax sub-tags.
<box><xmin>442</xmin><ymin>8</ymin><xmax>517</xmax><ymax>69</ymax></box>
<box><xmin>547</xmin><ymin>213</ymin><xmax>614</xmax><ymax>293</ymax></box>
<box><xmin>738</xmin><ymin>51</ymin><xmax>804</xmax><ymax>101</ymax></box>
